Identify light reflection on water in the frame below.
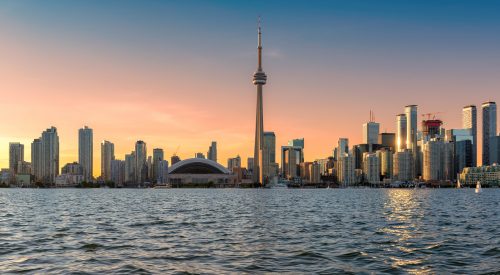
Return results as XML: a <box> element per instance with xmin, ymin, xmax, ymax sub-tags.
<box><xmin>0</xmin><ymin>188</ymin><xmax>498</xmax><ymax>274</ymax></box>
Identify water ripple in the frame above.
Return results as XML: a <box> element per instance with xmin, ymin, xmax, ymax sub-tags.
<box><xmin>0</xmin><ymin>188</ymin><xmax>499</xmax><ymax>274</ymax></box>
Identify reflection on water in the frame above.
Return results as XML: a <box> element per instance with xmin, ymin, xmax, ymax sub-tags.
<box><xmin>0</xmin><ymin>189</ymin><xmax>498</xmax><ymax>274</ymax></box>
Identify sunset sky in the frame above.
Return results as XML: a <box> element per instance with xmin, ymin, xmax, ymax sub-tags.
<box><xmin>1</xmin><ymin>0</ymin><xmax>499</xmax><ymax>176</ymax></box>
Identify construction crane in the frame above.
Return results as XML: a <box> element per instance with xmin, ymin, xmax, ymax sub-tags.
<box><xmin>173</xmin><ymin>145</ymin><xmax>180</xmax><ymax>156</ymax></box>
<box><xmin>421</xmin><ymin>112</ymin><xmax>444</xmax><ymax>120</ymax></box>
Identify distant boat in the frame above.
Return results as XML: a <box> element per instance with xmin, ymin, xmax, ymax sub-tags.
<box><xmin>475</xmin><ymin>181</ymin><xmax>482</xmax><ymax>193</ymax></box>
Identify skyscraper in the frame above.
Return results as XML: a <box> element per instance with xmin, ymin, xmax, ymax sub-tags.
<box><xmin>379</xmin><ymin>133</ymin><xmax>396</xmax><ymax>150</ymax></box>
<box><xmin>41</xmin><ymin>127</ymin><xmax>59</xmax><ymax>184</ymax></box>
<box><xmin>9</xmin><ymin>142</ymin><xmax>24</xmax><ymax>174</ymax></box>
<box><xmin>31</xmin><ymin>139</ymin><xmax>42</xmax><ymax>182</ymax></box>
<box><xmin>252</xmin><ymin>19</ymin><xmax>267</xmax><ymax>185</ymax></box>
<box><xmin>207</xmin><ymin>141</ymin><xmax>217</xmax><ymax>162</ymax></box>
<box><xmin>135</xmin><ymin>141</ymin><xmax>147</xmax><ymax>184</ymax></box>
<box><xmin>101</xmin><ymin>140</ymin><xmax>115</xmax><ymax>181</ymax></box>
<box><xmin>396</xmin><ymin>114</ymin><xmax>407</xmax><ymax>151</ymax></box>
<box><xmin>482</xmin><ymin>102</ymin><xmax>497</xmax><ymax>165</ymax></box>
<box><xmin>462</xmin><ymin>105</ymin><xmax>477</xmax><ymax>166</ymax></box>
<box><xmin>363</xmin><ymin>120</ymin><xmax>380</xmax><ymax>145</ymax></box>
<box><xmin>124</xmin><ymin>152</ymin><xmax>136</xmax><ymax>183</ymax></box>
<box><xmin>336</xmin><ymin>138</ymin><xmax>349</xmax><ymax>161</ymax></box>
<box><xmin>78</xmin><ymin>126</ymin><xmax>93</xmax><ymax>182</ymax></box>
<box><xmin>263</xmin><ymin>132</ymin><xmax>276</xmax><ymax>180</ymax></box>
<box><xmin>153</xmin><ymin>148</ymin><xmax>164</xmax><ymax>182</ymax></box>
<box><xmin>405</xmin><ymin>105</ymin><xmax>418</xmax><ymax>178</ymax></box>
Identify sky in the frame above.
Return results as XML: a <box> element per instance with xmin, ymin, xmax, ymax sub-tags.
<box><xmin>0</xmin><ymin>0</ymin><xmax>499</xmax><ymax>176</ymax></box>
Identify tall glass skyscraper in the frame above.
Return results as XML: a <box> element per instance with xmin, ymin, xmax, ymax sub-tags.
<box><xmin>405</xmin><ymin>105</ymin><xmax>418</xmax><ymax>178</ymax></box>
<box><xmin>78</xmin><ymin>126</ymin><xmax>93</xmax><ymax>182</ymax></box>
<box><xmin>482</xmin><ymin>102</ymin><xmax>497</xmax><ymax>165</ymax></box>
<box><xmin>462</xmin><ymin>105</ymin><xmax>477</xmax><ymax>167</ymax></box>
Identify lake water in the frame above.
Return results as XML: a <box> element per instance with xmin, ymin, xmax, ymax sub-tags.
<box><xmin>0</xmin><ymin>189</ymin><xmax>499</xmax><ymax>274</ymax></box>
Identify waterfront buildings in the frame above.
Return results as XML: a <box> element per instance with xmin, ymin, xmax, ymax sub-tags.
<box><xmin>227</xmin><ymin>155</ymin><xmax>241</xmax><ymax>171</ymax></box>
<box><xmin>422</xmin><ymin>139</ymin><xmax>454</xmax><ymax>181</ymax></box>
<box><xmin>207</xmin><ymin>141</ymin><xmax>217</xmax><ymax>162</ymax></box>
<box><xmin>124</xmin><ymin>152</ymin><xmax>136</xmax><ymax>183</ymax></box>
<box><xmin>252</xmin><ymin>20</ymin><xmax>267</xmax><ymax>185</ymax></box>
<box><xmin>40</xmin><ymin>127</ymin><xmax>59</xmax><ymax>184</ymax></box>
<box><xmin>61</xmin><ymin>162</ymin><xmax>83</xmax><ymax>175</ymax></box>
<box><xmin>462</xmin><ymin>105</ymin><xmax>477</xmax><ymax>166</ymax></box>
<box><xmin>337</xmin><ymin>152</ymin><xmax>355</xmax><ymax>187</ymax></box>
<box><xmin>363</xmin><ymin>152</ymin><xmax>380</xmax><ymax>184</ymax></box>
<box><xmin>378</xmin><ymin>148</ymin><xmax>393</xmax><ymax>180</ymax></box>
<box><xmin>101</xmin><ymin>140</ymin><xmax>115</xmax><ymax>182</ymax></box>
<box><xmin>78</xmin><ymin>126</ymin><xmax>93</xmax><ymax>182</ymax></box>
<box><xmin>396</xmin><ymin>114</ymin><xmax>407</xmax><ymax>151</ymax></box>
<box><xmin>363</xmin><ymin>121</ymin><xmax>380</xmax><ymax>145</ymax></box>
<box><xmin>482</xmin><ymin>102</ymin><xmax>497</xmax><ymax>165</ymax></box>
<box><xmin>446</xmin><ymin>129</ymin><xmax>473</xmax><ymax>175</ymax></box>
<box><xmin>31</xmin><ymin>139</ymin><xmax>42</xmax><ymax>182</ymax></box>
<box><xmin>110</xmin><ymin>159</ymin><xmax>125</xmax><ymax>186</ymax></box>
<box><xmin>459</xmin><ymin>164</ymin><xmax>500</xmax><ymax>187</ymax></box>
<box><xmin>9</xmin><ymin>142</ymin><xmax>24</xmax><ymax>174</ymax></box>
<box><xmin>135</xmin><ymin>141</ymin><xmax>147</xmax><ymax>184</ymax></box>
<box><xmin>152</xmin><ymin>148</ymin><xmax>164</xmax><ymax>182</ymax></box>
<box><xmin>281</xmin><ymin>145</ymin><xmax>303</xmax><ymax>180</ymax></box>
<box><xmin>393</xmin><ymin>149</ymin><xmax>412</xmax><ymax>181</ymax></box>
<box><xmin>263</xmin><ymin>132</ymin><xmax>276</xmax><ymax>180</ymax></box>
<box><xmin>157</xmin><ymin>160</ymin><xmax>169</xmax><ymax>184</ymax></box>
<box><xmin>405</xmin><ymin>105</ymin><xmax>418</xmax><ymax>178</ymax></box>
<box><xmin>490</xmin><ymin>136</ymin><xmax>500</xmax><ymax>165</ymax></box>
<box><xmin>379</xmin><ymin>133</ymin><xmax>396</xmax><ymax>150</ymax></box>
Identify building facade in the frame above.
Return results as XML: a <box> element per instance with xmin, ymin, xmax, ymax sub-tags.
<box><xmin>78</xmin><ymin>126</ymin><xmax>93</xmax><ymax>182</ymax></box>
<box><xmin>462</xmin><ymin>105</ymin><xmax>477</xmax><ymax>166</ymax></box>
<box><xmin>101</xmin><ymin>140</ymin><xmax>115</xmax><ymax>182</ymax></box>
<box><xmin>482</xmin><ymin>102</ymin><xmax>497</xmax><ymax>165</ymax></box>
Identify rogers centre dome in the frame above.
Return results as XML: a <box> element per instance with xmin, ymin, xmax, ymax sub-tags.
<box><xmin>168</xmin><ymin>158</ymin><xmax>235</xmax><ymax>187</ymax></box>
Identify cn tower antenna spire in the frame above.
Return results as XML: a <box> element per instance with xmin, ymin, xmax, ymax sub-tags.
<box><xmin>257</xmin><ymin>16</ymin><xmax>262</xmax><ymax>71</ymax></box>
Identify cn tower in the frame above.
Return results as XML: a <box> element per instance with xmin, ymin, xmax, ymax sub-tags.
<box><xmin>252</xmin><ymin>18</ymin><xmax>267</xmax><ymax>186</ymax></box>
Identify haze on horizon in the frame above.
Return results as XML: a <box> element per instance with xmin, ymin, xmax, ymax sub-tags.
<box><xmin>1</xmin><ymin>0</ymin><xmax>499</xmax><ymax>175</ymax></box>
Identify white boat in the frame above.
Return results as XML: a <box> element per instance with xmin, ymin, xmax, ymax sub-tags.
<box><xmin>475</xmin><ymin>181</ymin><xmax>482</xmax><ymax>193</ymax></box>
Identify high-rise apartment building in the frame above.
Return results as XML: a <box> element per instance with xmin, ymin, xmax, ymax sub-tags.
<box><xmin>40</xmin><ymin>127</ymin><xmax>59</xmax><ymax>184</ymax></box>
<box><xmin>124</xmin><ymin>152</ymin><xmax>136</xmax><ymax>183</ymax></box>
<box><xmin>78</xmin><ymin>126</ymin><xmax>93</xmax><ymax>182</ymax></box>
<box><xmin>110</xmin><ymin>159</ymin><xmax>125</xmax><ymax>187</ymax></box>
<box><xmin>337</xmin><ymin>152</ymin><xmax>355</xmax><ymax>187</ymax></box>
<box><xmin>263</xmin><ymin>132</ymin><xmax>276</xmax><ymax>179</ymax></box>
<box><xmin>207</xmin><ymin>141</ymin><xmax>217</xmax><ymax>162</ymax></box>
<box><xmin>482</xmin><ymin>102</ymin><xmax>497</xmax><ymax>165</ymax></box>
<box><xmin>362</xmin><ymin>152</ymin><xmax>380</xmax><ymax>184</ymax></box>
<box><xmin>100</xmin><ymin>140</ymin><xmax>115</xmax><ymax>182</ymax></box>
<box><xmin>405</xmin><ymin>105</ymin><xmax>418</xmax><ymax>178</ymax></box>
<box><xmin>281</xmin><ymin>146</ymin><xmax>303</xmax><ymax>180</ymax></box>
<box><xmin>396</xmin><ymin>114</ymin><xmax>407</xmax><ymax>151</ymax></box>
<box><xmin>135</xmin><ymin>141</ymin><xmax>147</xmax><ymax>184</ymax></box>
<box><xmin>462</xmin><ymin>105</ymin><xmax>477</xmax><ymax>166</ymax></box>
<box><xmin>31</xmin><ymin>139</ymin><xmax>42</xmax><ymax>182</ymax></box>
<box><xmin>9</xmin><ymin>142</ymin><xmax>24</xmax><ymax>174</ymax></box>
<box><xmin>227</xmin><ymin>155</ymin><xmax>242</xmax><ymax>172</ymax></box>
<box><xmin>393</xmin><ymin>149</ymin><xmax>412</xmax><ymax>182</ymax></box>
<box><xmin>422</xmin><ymin>139</ymin><xmax>454</xmax><ymax>181</ymax></box>
<box><xmin>153</xmin><ymin>148</ymin><xmax>164</xmax><ymax>183</ymax></box>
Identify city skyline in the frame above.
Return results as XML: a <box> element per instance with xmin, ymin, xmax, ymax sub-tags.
<box><xmin>1</xmin><ymin>1</ymin><xmax>500</xmax><ymax>175</ymax></box>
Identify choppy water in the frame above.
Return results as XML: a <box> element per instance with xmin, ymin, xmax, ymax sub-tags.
<box><xmin>0</xmin><ymin>189</ymin><xmax>499</xmax><ymax>274</ymax></box>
